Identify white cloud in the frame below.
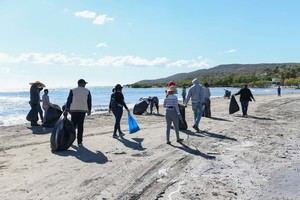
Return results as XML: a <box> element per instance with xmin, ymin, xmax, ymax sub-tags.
<box><xmin>0</xmin><ymin>52</ymin><xmax>211</xmax><ymax>69</ymax></box>
<box><xmin>74</xmin><ymin>10</ymin><xmax>114</xmax><ymax>25</ymax></box>
<box><xmin>74</xmin><ymin>10</ymin><xmax>97</xmax><ymax>19</ymax></box>
<box><xmin>167</xmin><ymin>56</ymin><xmax>210</xmax><ymax>68</ymax></box>
<box><xmin>223</xmin><ymin>49</ymin><xmax>237</xmax><ymax>54</ymax></box>
<box><xmin>93</xmin><ymin>15</ymin><xmax>114</xmax><ymax>25</ymax></box>
<box><xmin>96</xmin><ymin>42</ymin><xmax>108</xmax><ymax>48</ymax></box>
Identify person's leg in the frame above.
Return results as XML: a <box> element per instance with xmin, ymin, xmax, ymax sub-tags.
<box><xmin>241</xmin><ymin>101</ymin><xmax>248</xmax><ymax>116</ymax></box>
<box><xmin>71</xmin><ymin>112</ymin><xmax>78</xmax><ymax>134</ymax></box>
<box><xmin>30</xmin><ymin>104</ymin><xmax>39</xmax><ymax>126</ymax></box>
<box><xmin>207</xmin><ymin>99</ymin><xmax>211</xmax><ymax>117</ymax></box>
<box><xmin>76</xmin><ymin>112</ymin><xmax>86</xmax><ymax>145</ymax></box>
<box><xmin>244</xmin><ymin>101</ymin><xmax>249</xmax><ymax>116</ymax></box>
<box><xmin>150</xmin><ymin>102</ymin><xmax>153</xmax><ymax>114</ymax></box>
<box><xmin>37</xmin><ymin>104</ymin><xmax>43</xmax><ymax>122</ymax></box>
<box><xmin>195</xmin><ymin>102</ymin><xmax>203</xmax><ymax>128</ymax></box>
<box><xmin>155</xmin><ymin>102</ymin><xmax>159</xmax><ymax>114</ymax></box>
<box><xmin>112</xmin><ymin>109</ymin><xmax>118</xmax><ymax>136</ymax></box>
<box><xmin>165</xmin><ymin>110</ymin><xmax>172</xmax><ymax>143</ymax></box>
<box><xmin>170</xmin><ymin>110</ymin><xmax>181</xmax><ymax>141</ymax></box>
<box><xmin>117</xmin><ymin>108</ymin><xmax>124</xmax><ymax>134</ymax></box>
<box><xmin>192</xmin><ymin>103</ymin><xmax>198</xmax><ymax>126</ymax></box>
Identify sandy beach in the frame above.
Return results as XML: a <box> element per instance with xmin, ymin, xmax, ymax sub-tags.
<box><xmin>0</xmin><ymin>93</ymin><xmax>300</xmax><ymax>200</ymax></box>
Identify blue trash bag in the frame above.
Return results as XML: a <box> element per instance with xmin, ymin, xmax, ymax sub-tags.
<box><xmin>128</xmin><ymin>113</ymin><xmax>140</xmax><ymax>134</ymax></box>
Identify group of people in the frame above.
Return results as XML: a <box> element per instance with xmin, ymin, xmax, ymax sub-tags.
<box><xmin>29</xmin><ymin>81</ymin><xmax>52</xmax><ymax>126</ymax></box>
<box><xmin>28</xmin><ymin>78</ymin><xmax>257</xmax><ymax>147</ymax></box>
<box><xmin>163</xmin><ymin>79</ymin><xmax>211</xmax><ymax>144</ymax></box>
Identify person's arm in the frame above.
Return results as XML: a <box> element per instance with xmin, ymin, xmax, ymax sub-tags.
<box><xmin>65</xmin><ymin>90</ymin><xmax>73</xmax><ymax>111</ymax></box>
<box><xmin>250</xmin><ymin>91</ymin><xmax>255</xmax><ymax>101</ymax></box>
<box><xmin>120</xmin><ymin>93</ymin><xmax>129</xmax><ymax>111</ymax></box>
<box><xmin>208</xmin><ymin>88</ymin><xmax>211</xmax><ymax>98</ymax></box>
<box><xmin>235</xmin><ymin>89</ymin><xmax>241</xmax><ymax>96</ymax></box>
<box><xmin>87</xmin><ymin>91</ymin><xmax>92</xmax><ymax>115</ymax></box>
<box><xmin>185</xmin><ymin>89</ymin><xmax>192</xmax><ymax>105</ymax></box>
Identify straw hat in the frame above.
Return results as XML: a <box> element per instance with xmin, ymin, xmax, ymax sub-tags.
<box><xmin>29</xmin><ymin>81</ymin><xmax>46</xmax><ymax>88</ymax></box>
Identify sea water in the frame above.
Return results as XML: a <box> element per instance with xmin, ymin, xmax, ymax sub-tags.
<box><xmin>0</xmin><ymin>87</ymin><xmax>299</xmax><ymax>126</ymax></box>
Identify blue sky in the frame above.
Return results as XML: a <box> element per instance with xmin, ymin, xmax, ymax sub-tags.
<box><xmin>0</xmin><ymin>0</ymin><xmax>300</xmax><ymax>90</ymax></box>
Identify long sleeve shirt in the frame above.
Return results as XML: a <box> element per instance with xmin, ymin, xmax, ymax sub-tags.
<box><xmin>66</xmin><ymin>87</ymin><xmax>92</xmax><ymax>112</ymax></box>
<box><xmin>109</xmin><ymin>91</ymin><xmax>128</xmax><ymax>110</ymax></box>
<box><xmin>42</xmin><ymin>94</ymin><xmax>50</xmax><ymax>110</ymax></box>
<box><xmin>163</xmin><ymin>94</ymin><xmax>180</xmax><ymax>115</ymax></box>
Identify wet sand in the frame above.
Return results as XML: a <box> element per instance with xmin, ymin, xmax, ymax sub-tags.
<box><xmin>0</xmin><ymin>94</ymin><xmax>300</xmax><ymax>200</ymax></box>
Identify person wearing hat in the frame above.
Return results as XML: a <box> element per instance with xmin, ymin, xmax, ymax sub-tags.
<box><xmin>109</xmin><ymin>84</ymin><xmax>130</xmax><ymax>138</ymax></box>
<box><xmin>185</xmin><ymin>78</ymin><xmax>205</xmax><ymax>132</ymax></box>
<box><xmin>29</xmin><ymin>81</ymin><xmax>45</xmax><ymax>126</ymax></box>
<box><xmin>65</xmin><ymin>79</ymin><xmax>92</xmax><ymax>146</ymax></box>
<box><xmin>163</xmin><ymin>84</ymin><xmax>184</xmax><ymax>144</ymax></box>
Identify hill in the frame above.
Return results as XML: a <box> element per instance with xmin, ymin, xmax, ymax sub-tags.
<box><xmin>129</xmin><ymin>63</ymin><xmax>300</xmax><ymax>87</ymax></box>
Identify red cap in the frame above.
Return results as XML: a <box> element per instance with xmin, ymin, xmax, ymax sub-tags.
<box><xmin>167</xmin><ymin>81</ymin><xmax>176</xmax><ymax>87</ymax></box>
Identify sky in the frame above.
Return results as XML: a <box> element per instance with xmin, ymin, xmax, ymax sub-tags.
<box><xmin>0</xmin><ymin>0</ymin><xmax>300</xmax><ymax>91</ymax></box>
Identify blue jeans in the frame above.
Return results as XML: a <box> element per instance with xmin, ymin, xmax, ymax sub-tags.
<box><xmin>241</xmin><ymin>101</ymin><xmax>249</xmax><ymax>116</ymax></box>
<box><xmin>192</xmin><ymin>102</ymin><xmax>203</xmax><ymax>127</ymax></box>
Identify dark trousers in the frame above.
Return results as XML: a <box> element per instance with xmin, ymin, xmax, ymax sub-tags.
<box><xmin>112</xmin><ymin>106</ymin><xmax>123</xmax><ymax>135</ymax></box>
<box><xmin>37</xmin><ymin>104</ymin><xmax>43</xmax><ymax>122</ymax></box>
<box><xmin>203</xmin><ymin>98</ymin><xmax>211</xmax><ymax>117</ymax></box>
<box><xmin>150</xmin><ymin>102</ymin><xmax>159</xmax><ymax>114</ymax></box>
<box><xmin>71</xmin><ymin>112</ymin><xmax>86</xmax><ymax>144</ymax></box>
<box><xmin>241</xmin><ymin>101</ymin><xmax>249</xmax><ymax>116</ymax></box>
<box><xmin>29</xmin><ymin>103</ymin><xmax>39</xmax><ymax>125</ymax></box>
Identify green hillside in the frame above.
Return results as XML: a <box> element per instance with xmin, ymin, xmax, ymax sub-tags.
<box><xmin>129</xmin><ymin>63</ymin><xmax>300</xmax><ymax>88</ymax></box>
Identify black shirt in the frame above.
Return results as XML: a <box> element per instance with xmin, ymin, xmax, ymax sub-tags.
<box><xmin>235</xmin><ymin>88</ymin><xmax>255</xmax><ymax>102</ymax></box>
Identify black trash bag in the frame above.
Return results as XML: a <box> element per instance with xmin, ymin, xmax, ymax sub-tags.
<box><xmin>26</xmin><ymin>108</ymin><xmax>38</xmax><ymax>122</ymax></box>
<box><xmin>43</xmin><ymin>104</ymin><xmax>63</xmax><ymax>128</ymax></box>
<box><xmin>50</xmin><ymin>117</ymin><xmax>75</xmax><ymax>152</ymax></box>
<box><xmin>133</xmin><ymin>100</ymin><xmax>149</xmax><ymax>115</ymax></box>
<box><xmin>178</xmin><ymin>104</ymin><xmax>188</xmax><ymax>130</ymax></box>
<box><xmin>229</xmin><ymin>95</ymin><xmax>240</xmax><ymax>114</ymax></box>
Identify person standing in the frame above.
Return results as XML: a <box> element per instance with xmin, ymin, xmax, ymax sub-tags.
<box><xmin>185</xmin><ymin>78</ymin><xmax>205</xmax><ymax>132</ymax></box>
<box><xmin>109</xmin><ymin>84</ymin><xmax>130</xmax><ymax>138</ymax></box>
<box><xmin>203</xmin><ymin>83</ymin><xmax>211</xmax><ymax>117</ymax></box>
<box><xmin>182</xmin><ymin>86</ymin><xmax>186</xmax><ymax>103</ymax></box>
<box><xmin>65</xmin><ymin>79</ymin><xmax>92</xmax><ymax>146</ymax></box>
<box><xmin>29</xmin><ymin>81</ymin><xmax>45</xmax><ymax>126</ymax></box>
<box><xmin>235</xmin><ymin>84</ymin><xmax>255</xmax><ymax>117</ymax></box>
<box><xmin>149</xmin><ymin>96</ymin><xmax>159</xmax><ymax>114</ymax></box>
<box><xmin>42</xmin><ymin>89</ymin><xmax>51</xmax><ymax>121</ymax></box>
<box><xmin>163</xmin><ymin>85</ymin><xmax>183</xmax><ymax>144</ymax></box>
<box><xmin>277</xmin><ymin>85</ymin><xmax>281</xmax><ymax>97</ymax></box>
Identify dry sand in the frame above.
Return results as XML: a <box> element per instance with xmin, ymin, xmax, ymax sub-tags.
<box><xmin>0</xmin><ymin>94</ymin><xmax>300</xmax><ymax>200</ymax></box>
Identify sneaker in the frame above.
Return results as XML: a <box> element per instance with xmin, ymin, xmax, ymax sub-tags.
<box><xmin>119</xmin><ymin>132</ymin><xmax>125</xmax><ymax>137</ymax></box>
<box><xmin>192</xmin><ymin>125</ymin><xmax>200</xmax><ymax>132</ymax></box>
<box><xmin>177</xmin><ymin>139</ymin><xmax>184</xmax><ymax>143</ymax></box>
<box><xmin>113</xmin><ymin>134</ymin><xmax>118</xmax><ymax>138</ymax></box>
<box><xmin>166</xmin><ymin>141</ymin><xmax>171</xmax><ymax>145</ymax></box>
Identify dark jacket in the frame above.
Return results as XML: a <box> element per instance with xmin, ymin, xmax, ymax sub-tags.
<box><xmin>235</xmin><ymin>88</ymin><xmax>255</xmax><ymax>102</ymax></box>
<box><xmin>30</xmin><ymin>85</ymin><xmax>41</xmax><ymax>105</ymax></box>
<box><xmin>109</xmin><ymin>91</ymin><xmax>128</xmax><ymax>110</ymax></box>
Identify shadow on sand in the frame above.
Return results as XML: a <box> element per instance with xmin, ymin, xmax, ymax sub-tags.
<box><xmin>27</xmin><ymin>126</ymin><xmax>52</xmax><ymax>134</ymax></box>
<box><xmin>208</xmin><ymin>116</ymin><xmax>233</xmax><ymax>122</ymax></box>
<box><xmin>54</xmin><ymin>145</ymin><xmax>108</xmax><ymax>164</ymax></box>
<box><xmin>235</xmin><ymin>115</ymin><xmax>274</xmax><ymax>121</ymax></box>
<box><xmin>170</xmin><ymin>142</ymin><xmax>216</xmax><ymax>160</ymax></box>
<box><xmin>202</xmin><ymin>130</ymin><xmax>237</xmax><ymax>141</ymax></box>
<box><xmin>116</xmin><ymin>136</ymin><xmax>146</xmax><ymax>151</ymax></box>
<box><xmin>180</xmin><ymin>129</ymin><xmax>237</xmax><ymax>141</ymax></box>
